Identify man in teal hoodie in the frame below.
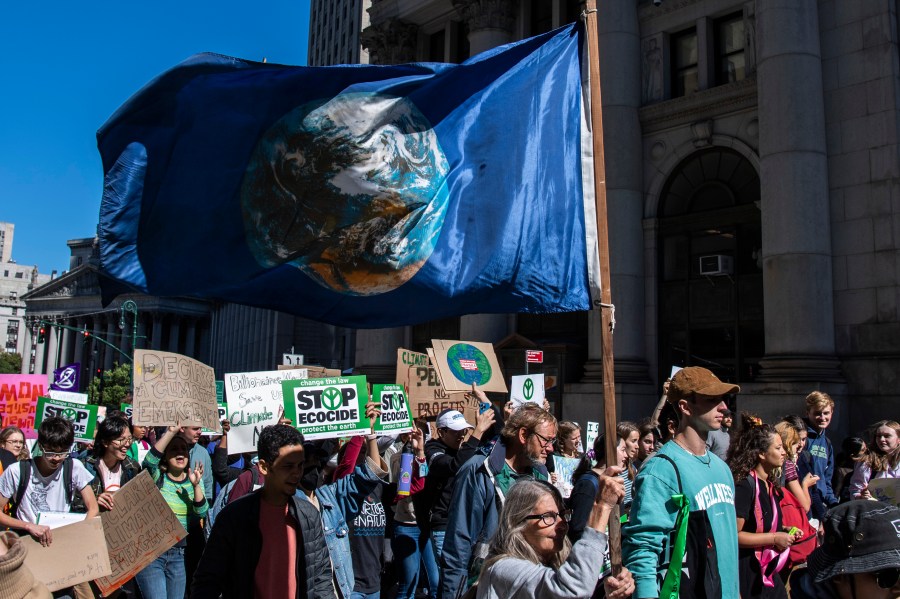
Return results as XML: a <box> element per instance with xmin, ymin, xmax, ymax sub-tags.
<box><xmin>623</xmin><ymin>367</ymin><xmax>740</xmax><ymax>599</ymax></box>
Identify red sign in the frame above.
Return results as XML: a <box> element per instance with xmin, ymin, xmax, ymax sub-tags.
<box><xmin>525</xmin><ymin>350</ymin><xmax>544</xmax><ymax>364</ymax></box>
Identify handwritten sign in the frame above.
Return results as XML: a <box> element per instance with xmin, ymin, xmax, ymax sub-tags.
<box><xmin>36</xmin><ymin>396</ymin><xmax>99</xmax><ymax>442</ymax></box>
<box><xmin>283</xmin><ymin>376</ymin><xmax>371</xmax><ymax>441</ymax></box>
<box><xmin>868</xmin><ymin>478</ymin><xmax>900</xmax><ymax>508</ymax></box>
<box><xmin>94</xmin><ymin>471</ymin><xmax>188</xmax><ymax>595</ymax></box>
<box><xmin>373</xmin><ymin>384</ymin><xmax>414</xmax><ymax>434</ymax></box>
<box><xmin>585</xmin><ymin>421</ymin><xmax>600</xmax><ymax>454</ymax></box>
<box><xmin>224</xmin><ymin>369</ymin><xmax>308</xmax><ymax>454</ymax></box>
<box><xmin>0</xmin><ymin>374</ymin><xmax>46</xmax><ymax>433</ymax></box>
<box><xmin>396</xmin><ymin>348</ymin><xmax>429</xmax><ymax>389</ymax></box>
<box><xmin>509</xmin><ymin>374</ymin><xmax>545</xmax><ymax>407</ymax></box>
<box><xmin>201</xmin><ymin>403</ymin><xmax>228</xmax><ymax>436</ymax></box>
<box><xmin>431</xmin><ymin>339</ymin><xmax>507</xmax><ymax>393</ymax></box>
<box><xmin>406</xmin><ymin>365</ymin><xmax>467</xmax><ymax>420</ymax></box>
<box><xmin>22</xmin><ymin>516</ymin><xmax>112</xmax><ymax>591</ymax></box>
<box><xmin>552</xmin><ymin>455</ymin><xmax>582</xmax><ymax>498</ymax></box>
<box><xmin>132</xmin><ymin>350</ymin><xmax>220</xmax><ymax>432</ymax></box>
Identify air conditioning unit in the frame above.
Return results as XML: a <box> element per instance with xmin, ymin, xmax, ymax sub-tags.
<box><xmin>699</xmin><ymin>255</ymin><xmax>733</xmax><ymax>276</ymax></box>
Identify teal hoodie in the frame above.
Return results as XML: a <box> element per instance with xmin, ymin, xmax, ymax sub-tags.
<box><xmin>622</xmin><ymin>441</ymin><xmax>739</xmax><ymax>599</ymax></box>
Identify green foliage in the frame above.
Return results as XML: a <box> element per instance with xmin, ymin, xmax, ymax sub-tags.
<box><xmin>0</xmin><ymin>352</ymin><xmax>22</xmax><ymax>374</ymax></box>
<box><xmin>88</xmin><ymin>362</ymin><xmax>133</xmax><ymax>409</ymax></box>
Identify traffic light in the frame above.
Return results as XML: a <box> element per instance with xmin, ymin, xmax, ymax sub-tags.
<box><xmin>83</xmin><ymin>329</ymin><xmax>91</xmax><ymax>338</ymax></box>
<box><xmin>37</xmin><ymin>325</ymin><xmax>47</xmax><ymax>343</ymax></box>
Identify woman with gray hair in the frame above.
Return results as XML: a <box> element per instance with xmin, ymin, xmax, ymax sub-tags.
<box><xmin>475</xmin><ymin>470</ymin><xmax>635</xmax><ymax>598</ymax></box>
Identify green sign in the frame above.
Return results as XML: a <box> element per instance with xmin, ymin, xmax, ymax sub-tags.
<box><xmin>373</xmin><ymin>384</ymin><xmax>414</xmax><ymax>434</ymax></box>
<box><xmin>120</xmin><ymin>403</ymin><xmax>133</xmax><ymax>420</ymax></box>
<box><xmin>215</xmin><ymin>380</ymin><xmax>224</xmax><ymax>403</ymax></box>
<box><xmin>282</xmin><ymin>376</ymin><xmax>370</xmax><ymax>441</ymax></box>
<box><xmin>36</xmin><ymin>396</ymin><xmax>99</xmax><ymax>443</ymax></box>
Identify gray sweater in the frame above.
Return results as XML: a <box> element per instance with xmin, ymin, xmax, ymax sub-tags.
<box><xmin>475</xmin><ymin>527</ymin><xmax>608</xmax><ymax>599</ymax></box>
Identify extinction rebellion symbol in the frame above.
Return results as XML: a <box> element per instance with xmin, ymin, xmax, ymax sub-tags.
<box><xmin>523</xmin><ymin>378</ymin><xmax>534</xmax><ymax>401</ymax></box>
<box><xmin>322</xmin><ymin>387</ymin><xmax>343</xmax><ymax>410</ymax></box>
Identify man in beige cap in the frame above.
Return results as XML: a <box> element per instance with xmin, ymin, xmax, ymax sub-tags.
<box><xmin>623</xmin><ymin>366</ymin><xmax>741</xmax><ymax>599</ymax></box>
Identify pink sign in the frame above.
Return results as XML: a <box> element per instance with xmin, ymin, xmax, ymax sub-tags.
<box><xmin>0</xmin><ymin>374</ymin><xmax>48</xmax><ymax>436</ymax></box>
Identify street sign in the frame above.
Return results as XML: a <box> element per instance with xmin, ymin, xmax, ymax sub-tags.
<box><xmin>283</xmin><ymin>353</ymin><xmax>304</xmax><ymax>366</ymax></box>
<box><xmin>525</xmin><ymin>350</ymin><xmax>544</xmax><ymax>364</ymax></box>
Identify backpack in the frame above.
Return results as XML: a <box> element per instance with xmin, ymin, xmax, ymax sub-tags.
<box><xmin>11</xmin><ymin>458</ymin><xmax>86</xmax><ymax>519</ymax></box>
<box><xmin>655</xmin><ymin>454</ymin><xmax>723</xmax><ymax>599</ymax></box>
<box><xmin>205</xmin><ymin>468</ymin><xmax>258</xmax><ymax>540</ymax></box>
<box><xmin>779</xmin><ymin>487</ymin><xmax>817</xmax><ymax>566</ymax></box>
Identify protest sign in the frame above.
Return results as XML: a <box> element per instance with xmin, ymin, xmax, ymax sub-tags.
<box><xmin>48</xmin><ymin>390</ymin><xmax>89</xmax><ymax>404</ymax></box>
<box><xmin>98</xmin><ymin>405</ymin><xmax>107</xmax><ymax>423</ymax></box>
<box><xmin>283</xmin><ymin>376</ymin><xmax>371</xmax><ymax>441</ymax></box>
<box><xmin>868</xmin><ymin>478</ymin><xmax>900</xmax><ymax>508</ymax></box>
<box><xmin>39</xmin><ymin>512</ymin><xmax>88</xmax><ymax>529</ymax></box>
<box><xmin>0</xmin><ymin>373</ymin><xmax>46</xmax><ymax>433</ymax></box>
<box><xmin>215</xmin><ymin>380</ymin><xmax>224</xmax><ymax>402</ymax></box>
<box><xmin>224</xmin><ymin>368</ymin><xmax>308</xmax><ymax>453</ymax></box>
<box><xmin>585</xmin><ymin>421</ymin><xmax>600</xmax><ymax>453</ymax></box>
<box><xmin>132</xmin><ymin>350</ymin><xmax>220</xmax><ymax>432</ymax></box>
<box><xmin>23</xmin><ymin>516</ymin><xmax>112</xmax><ymax>592</ymax></box>
<box><xmin>406</xmin><ymin>365</ymin><xmax>467</xmax><ymax>420</ymax></box>
<box><xmin>552</xmin><ymin>455</ymin><xmax>581</xmax><ymax>498</ymax></box>
<box><xmin>396</xmin><ymin>348</ymin><xmax>429</xmax><ymax>389</ymax></box>
<box><xmin>50</xmin><ymin>362</ymin><xmax>81</xmax><ymax>393</ymax></box>
<box><xmin>277</xmin><ymin>364</ymin><xmax>342</xmax><ymax>377</ymax></box>
<box><xmin>35</xmin><ymin>396</ymin><xmax>98</xmax><ymax>442</ymax></box>
<box><xmin>201</xmin><ymin>403</ymin><xmax>228</xmax><ymax>436</ymax></box>
<box><xmin>120</xmin><ymin>403</ymin><xmax>133</xmax><ymax>419</ymax></box>
<box><xmin>431</xmin><ymin>339</ymin><xmax>507</xmax><ymax>393</ymax></box>
<box><xmin>373</xmin><ymin>384</ymin><xmax>414</xmax><ymax>434</ymax></box>
<box><xmin>509</xmin><ymin>374</ymin><xmax>545</xmax><ymax>407</ymax></box>
<box><xmin>95</xmin><ymin>470</ymin><xmax>188</xmax><ymax>595</ymax></box>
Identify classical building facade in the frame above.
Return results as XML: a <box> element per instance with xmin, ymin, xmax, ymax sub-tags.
<box><xmin>21</xmin><ymin>238</ymin><xmax>213</xmax><ymax>385</ymax></box>
<box><xmin>338</xmin><ymin>0</ymin><xmax>900</xmax><ymax>436</ymax></box>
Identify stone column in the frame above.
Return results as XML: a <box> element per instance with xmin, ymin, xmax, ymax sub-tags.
<box><xmin>32</xmin><ymin>322</ymin><xmax>46</xmax><ymax>376</ymax></box>
<box><xmin>360</xmin><ymin>18</ymin><xmax>418</xmax><ymax>65</ymax></box>
<box><xmin>45</xmin><ymin>322</ymin><xmax>60</xmax><ymax>376</ymax></box>
<box><xmin>73</xmin><ymin>319</ymin><xmax>85</xmax><ymax>368</ymax></box>
<box><xmin>453</xmin><ymin>0</ymin><xmax>516</xmax><ymax>55</ymax></box>
<box><xmin>755</xmin><ymin>0</ymin><xmax>841</xmax><ymax>381</ymax></box>
<box><xmin>168</xmin><ymin>316</ymin><xmax>181</xmax><ymax>354</ymax></box>
<box><xmin>185</xmin><ymin>318</ymin><xmax>197</xmax><ymax>359</ymax></box>
<box><xmin>59</xmin><ymin>325</ymin><xmax>72</xmax><ymax>368</ymax></box>
<box><xmin>151</xmin><ymin>316</ymin><xmax>163</xmax><ymax>351</ymax></box>
<box><xmin>105</xmin><ymin>317</ymin><xmax>117</xmax><ymax>370</ymax></box>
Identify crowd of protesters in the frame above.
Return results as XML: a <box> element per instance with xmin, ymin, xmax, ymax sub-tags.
<box><xmin>0</xmin><ymin>367</ymin><xmax>898</xmax><ymax>599</ymax></box>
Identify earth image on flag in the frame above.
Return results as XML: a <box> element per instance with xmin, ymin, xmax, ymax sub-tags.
<box><xmin>241</xmin><ymin>92</ymin><xmax>450</xmax><ymax>296</ymax></box>
<box><xmin>447</xmin><ymin>344</ymin><xmax>492</xmax><ymax>385</ymax></box>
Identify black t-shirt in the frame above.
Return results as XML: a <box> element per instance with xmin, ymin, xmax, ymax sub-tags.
<box><xmin>348</xmin><ymin>484</ymin><xmax>385</xmax><ymax>593</ymax></box>
<box><xmin>734</xmin><ymin>476</ymin><xmax>788</xmax><ymax>599</ymax></box>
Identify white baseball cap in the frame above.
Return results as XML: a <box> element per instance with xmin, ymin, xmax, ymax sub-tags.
<box><xmin>436</xmin><ymin>410</ymin><xmax>474</xmax><ymax>431</ymax></box>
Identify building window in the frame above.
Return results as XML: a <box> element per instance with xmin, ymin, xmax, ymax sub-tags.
<box><xmin>715</xmin><ymin>13</ymin><xmax>745</xmax><ymax>85</ymax></box>
<box><xmin>671</xmin><ymin>28</ymin><xmax>699</xmax><ymax>97</ymax></box>
<box><xmin>530</xmin><ymin>0</ymin><xmax>553</xmax><ymax>36</ymax></box>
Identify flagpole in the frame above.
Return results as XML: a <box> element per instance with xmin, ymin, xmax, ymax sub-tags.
<box><xmin>583</xmin><ymin>0</ymin><xmax>623</xmax><ymax>571</ymax></box>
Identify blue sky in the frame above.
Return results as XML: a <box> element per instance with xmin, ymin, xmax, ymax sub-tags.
<box><xmin>1</xmin><ymin>1</ymin><xmax>310</xmax><ymax>274</ymax></box>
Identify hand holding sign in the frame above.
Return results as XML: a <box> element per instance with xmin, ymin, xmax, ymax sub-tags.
<box><xmin>365</xmin><ymin>400</ymin><xmax>381</xmax><ymax>434</ymax></box>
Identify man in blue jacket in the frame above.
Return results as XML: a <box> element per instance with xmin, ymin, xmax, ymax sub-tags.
<box><xmin>438</xmin><ymin>403</ymin><xmax>556</xmax><ymax>599</ymax></box>
<box><xmin>798</xmin><ymin>391</ymin><xmax>838</xmax><ymax>523</ymax></box>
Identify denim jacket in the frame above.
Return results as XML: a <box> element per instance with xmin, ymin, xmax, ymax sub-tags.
<box><xmin>298</xmin><ymin>457</ymin><xmax>386</xmax><ymax>599</ymax></box>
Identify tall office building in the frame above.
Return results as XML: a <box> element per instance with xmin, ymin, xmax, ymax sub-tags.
<box><xmin>308</xmin><ymin>0</ymin><xmax>372</xmax><ymax>66</ymax></box>
<box><xmin>0</xmin><ymin>222</ymin><xmax>13</xmax><ymax>264</ymax></box>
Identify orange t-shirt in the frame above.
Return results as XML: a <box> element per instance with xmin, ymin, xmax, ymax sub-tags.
<box><xmin>254</xmin><ymin>500</ymin><xmax>299</xmax><ymax>599</ymax></box>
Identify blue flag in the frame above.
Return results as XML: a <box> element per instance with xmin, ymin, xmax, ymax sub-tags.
<box><xmin>97</xmin><ymin>24</ymin><xmax>601</xmax><ymax>328</ymax></box>
<box><xmin>50</xmin><ymin>363</ymin><xmax>81</xmax><ymax>392</ymax></box>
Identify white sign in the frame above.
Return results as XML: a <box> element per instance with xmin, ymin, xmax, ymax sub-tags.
<box><xmin>39</xmin><ymin>511</ymin><xmax>88</xmax><ymax>529</ymax></box>
<box><xmin>48</xmin><ymin>390</ymin><xmax>88</xmax><ymax>404</ymax></box>
<box><xmin>224</xmin><ymin>369</ymin><xmax>308</xmax><ymax>454</ymax></box>
<box><xmin>585</xmin><ymin>421</ymin><xmax>600</xmax><ymax>454</ymax></box>
<box><xmin>283</xmin><ymin>353</ymin><xmax>304</xmax><ymax>366</ymax></box>
<box><xmin>509</xmin><ymin>374</ymin><xmax>545</xmax><ymax>407</ymax></box>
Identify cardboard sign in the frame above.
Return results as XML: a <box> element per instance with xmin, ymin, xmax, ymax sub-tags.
<box><xmin>201</xmin><ymin>403</ymin><xmax>228</xmax><ymax>436</ymax></box>
<box><xmin>277</xmin><ymin>364</ymin><xmax>342</xmax><ymax>378</ymax></box>
<box><xmin>585</xmin><ymin>421</ymin><xmax>600</xmax><ymax>454</ymax></box>
<box><xmin>95</xmin><ymin>470</ymin><xmax>188</xmax><ymax>596</ymax></box>
<box><xmin>23</xmin><ymin>516</ymin><xmax>112</xmax><ymax>592</ymax></box>
<box><xmin>0</xmin><ymin>374</ymin><xmax>46</xmax><ymax>433</ymax></box>
<box><xmin>224</xmin><ymin>369</ymin><xmax>308</xmax><ymax>454</ymax></box>
<box><xmin>509</xmin><ymin>374</ymin><xmax>545</xmax><ymax>407</ymax></box>
<box><xmin>373</xmin><ymin>384</ymin><xmax>414</xmax><ymax>434</ymax></box>
<box><xmin>132</xmin><ymin>350</ymin><xmax>220</xmax><ymax>432</ymax></box>
<box><xmin>35</xmin><ymin>396</ymin><xmax>99</xmax><ymax>442</ymax></box>
<box><xmin>282</xmin><ymin>376</ymin><xmax>371</xmax><ymax>441</ymax></box>
<box><xmin>431</xmin><ymin>339</ymin><xmax>507</xmax><ymax>393</ymax></box>
<box><xmin>406</xmin><ymin>365</ymin><xmax>468</xmax><ymax>420</ymax></box>
<box><xmin>868</xmin><ymin>478</ymin><xmax>900</xmax><ymax>508</ymax></box>
<box><xmin>48</xmin><ymin>390</ymin><xmax>88</xmax><ymax>404</ymax></box>
<box><xmin>396</xmin><ymin>348</ymin><xmax>429</xmax><ymax>388</ymax></box>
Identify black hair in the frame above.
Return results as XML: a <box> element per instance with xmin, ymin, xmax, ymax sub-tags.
<box><xmin>571</xmin><ymin>433</ymin><xmax>607</xmax><ymax>485</ymax></box>
<box><xmin>92</xmin><ymin>416</ymin><xmax>131</xmax><ymax>459</ymax></box>
<box><xmin>780</xmin><ymin>414</ymin><xmax>806</xmax><ymax>434</ymax></box>
<box><xmin>727</xmin><ymin>413</ymin><xmax>779</xmax><ymax>484</ymax></box>
<box><xmin>257</xmin><ymin>424</ymin><xmax>304</xmax><ymax>465</ymax></box>
<box><xmin>38</xmin><ymin>417</ymin><xmax>74</xmax><ymax>451</ymax></box>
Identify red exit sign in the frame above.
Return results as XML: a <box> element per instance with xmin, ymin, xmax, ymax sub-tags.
<box><xmin>525</xmin><ymin>350</ymin><xmax>544</xmax><ymax>364</ymax></box>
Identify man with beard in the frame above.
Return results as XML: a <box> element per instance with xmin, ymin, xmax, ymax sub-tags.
<box><xmin>438</xmin><ymin>403</ymin><xmax>556</xmax><ymax>599</ymax></box>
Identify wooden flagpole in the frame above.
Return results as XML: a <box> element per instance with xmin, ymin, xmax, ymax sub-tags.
<box><xmin>583</xmin><ymin>0</ymin><xmax>623</xmax><ymax>570</ymax></box>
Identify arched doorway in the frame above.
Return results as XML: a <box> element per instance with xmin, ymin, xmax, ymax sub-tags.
<box><xmin>658</xmin><ymin>148</ymin><xmax>762</xmax><ymax>383</ymax></box>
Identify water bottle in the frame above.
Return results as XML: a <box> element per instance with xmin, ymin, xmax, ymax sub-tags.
<box><xmin>397</xmin><ymin>444</ymin><xmax>414</xmax><ymax>497</ymax></box>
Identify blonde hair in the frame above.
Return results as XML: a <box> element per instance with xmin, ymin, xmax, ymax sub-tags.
<box><xmin>775</xmin><ymin>421</ymin><xmax>800</xmax><ymax>461</ymax></box>
<box><xmin>500</xmin><ymin>403</ymin><xmax>557</xmax><ymax>444</ymax></box>
<box><xmin>805</xmin><ymin>391</ymin><xmax>834</xmax><ymax>412</ymax></box>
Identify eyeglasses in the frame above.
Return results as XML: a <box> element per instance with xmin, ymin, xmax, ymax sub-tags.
<box><xmin>4</xmin><ymin>439</ymin><xmax>24</xmax><ymax>446</ymax></box>
<box><xmin>530</xmin><ymin>431</ymin><xmax>557</xmax><ymax>449</ymax></box>
<box><xmin>110</xmin><ymin>437</ymin><xmax>134</xmax><ymax>447</ymax></box>
<box><xmin>522</xmin><ymin>510</ymin><xmax>572</xmax><ymax>527</ymax></box>
<box><xmin>39</xmin><ymin>445</ymin><xmax>71</xmax><ymax>459</ymax></box>
<box><xmin>876</xmin><ymin>568</ymin><xmax>900</xmax><ymax>589</ymax></box>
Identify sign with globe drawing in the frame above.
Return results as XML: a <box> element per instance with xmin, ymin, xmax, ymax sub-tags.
<box><xmin>431</xmin><ymin>340</ymin><xmax>507</xmax><ymax>393</ymax></box>
<box><xmin>35</xmin><ymin>396</ymin><xmax>98</xmax><ymax>442</ymax></box>
<box><xmin>282</xmin><ymin>375</ymin><xmax>371</xmax><ymax>441</ymax></box>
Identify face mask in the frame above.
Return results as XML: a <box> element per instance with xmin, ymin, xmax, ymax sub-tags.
<box><xmin>300</xmin><ymin>465</ymin><xmax>323</xmax><ymax>491</ymax></box>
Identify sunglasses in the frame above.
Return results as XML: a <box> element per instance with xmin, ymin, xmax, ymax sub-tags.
<box><xmin>877</xmin><ymin>568</ymin><xmax>900</xmax><ymax>589</ymax></box>
<box><xmin>522</xmin><ymin>510</ymin><xmax>572</xmax><ymax>527</ymax></box>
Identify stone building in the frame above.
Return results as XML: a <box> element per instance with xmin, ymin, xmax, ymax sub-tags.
<box><xmin>0</xmin><ymin>221</ymin><xmax>53</xmax><ymax>359</ymax></box>
<box><xmin>21</xmin><ymin>238</ymin><xmax>212</xmax><ymax>384</ymax></box>
<box><xmin>308</xmin><ymin>0</ymin><xmax>373</xmax><ymax>66</ymax></box>
<box><xmin>337</xmin><ymin>0</ymin><xmax>900</xmax><ymax>436</ymax></box>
